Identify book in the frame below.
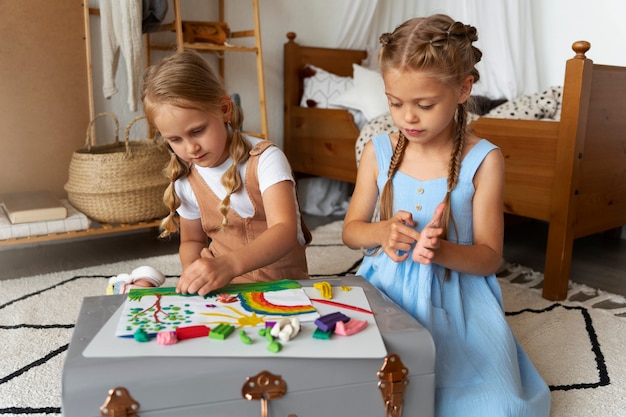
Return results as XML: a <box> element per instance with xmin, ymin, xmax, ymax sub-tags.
<box><xmin>0</xmin><ymin>199</ymin><xmax>89</xmax><ymax>240</ymax></box>
<box><xmin>1</xmin><ymin>190</ymin><xmax>68</xmax><ymax>224</ymax></box>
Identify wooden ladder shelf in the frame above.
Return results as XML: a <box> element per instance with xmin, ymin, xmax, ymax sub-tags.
<box><xmin>146</xmin><ymin>0</ymin><xmax>268</xmax><ymax>140</ymax></box>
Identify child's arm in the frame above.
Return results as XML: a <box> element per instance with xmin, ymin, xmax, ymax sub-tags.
<box><xmin>176</xmin><ymin>180</ymin><xmax>300</xmax><ymax>296</ymax></box>
<box><xmin>415</xmin><ymin>148</ymin><xmax>505</xmax><ymax>275</ymax></box>
<box><xmin>178</xmin><ymin>217</ymin><xmax>208</xmax><ymax>270</ymax></box>
<box><xmin>342</xmin><ymin>141</ymin><xmax>421</xmax><ymax>262</ymax></box>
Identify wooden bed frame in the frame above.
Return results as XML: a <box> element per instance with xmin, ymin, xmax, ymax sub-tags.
<box><xmin>283</xmin><ymin>32</ymin><xmax>366</xmax><ymax>184</ymax></box>
<box><xmin>283</xmin><ymin>32</ymin><xmax>626</xmax><ymax>301</ymax></box>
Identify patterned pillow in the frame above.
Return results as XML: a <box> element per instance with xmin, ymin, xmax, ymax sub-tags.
<box><xmin>355</xmin><ymin>113</ymin><xmax>396</xmax><ymax>166</ymax></box>
<box><xmin>299</xmin><ymin>64</ymin><xmax>353</xmax><ymax>109</ymax></box>
<box><xmin>484</xmin><ymin>86</ymin><xmax>563</xmax><ymax>120</ymax></box>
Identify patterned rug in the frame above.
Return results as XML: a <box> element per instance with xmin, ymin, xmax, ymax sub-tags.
<box><xmin>496</xmin><ymin>262</ymin><xmax>626</xmax><ymax>416</ymax></box>
<box><xmin>1</xmin><ymin>221</ymin><xmax>624</xmax><ymax>416</ymax></box>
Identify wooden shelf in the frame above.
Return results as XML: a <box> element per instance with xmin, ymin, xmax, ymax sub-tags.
<box><xmin>0</xmin><ymin>218</ymin><xmax>162</xmax><ymax>247</ymax></box>
<box><xmin>150</xmin><ymin>42</ymin><xmax>258</xmax><ymax>53</ymax></box>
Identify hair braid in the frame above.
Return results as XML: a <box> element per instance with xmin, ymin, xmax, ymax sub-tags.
<box><xmin>217</xmin><ymin>103</ymin><xmax>250</xmax><ymax>229</ymax></box>
<box><xmin>447</xmin><ymin>104</ymin><xmax>467</xmax><ymax>193</ymax></box>
<box><xmin>160</xmin><ymin>153</ymin><xmax>190</xmax><ymax>238</ymax></box>
<box><xmin>439</xmin><ymin>103</ymin><xmax>469</xmax><ymax>244</ymax></box>
<box><xmin>380</xmin><ymin>132</ymin><xmax>408</xmax><ymax>221</ymax></box>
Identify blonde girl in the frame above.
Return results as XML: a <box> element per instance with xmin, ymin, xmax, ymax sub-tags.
<box><xmin>342</xmin><ymin>14</ymin><xmax>550</xmax><ymax>417</ymax></box>
<box><xmin>143</xmin><ymin>50</ymin><xmax>310</xmax><ymax>296</ymax></box>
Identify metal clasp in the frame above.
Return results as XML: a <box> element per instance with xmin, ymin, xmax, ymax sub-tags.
<box><xmin>100</xmin><ymin>386</ymin><xmax>140</xmax><ymax>417</ymax></box>
<box><xmin>378</xmin><ymin>353</ymin><xmax>409</xmax><ymax>417</ymax></box>
<box><xmin>242</xmin><ymin>370</ymin><xmax>293</xmax><ymax>417</ymax></box>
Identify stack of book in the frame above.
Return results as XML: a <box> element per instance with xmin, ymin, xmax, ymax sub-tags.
<box><xmin>0</xmin><ymin>190</ymin><xmax>89</xmax><ymax>240</ymax></box>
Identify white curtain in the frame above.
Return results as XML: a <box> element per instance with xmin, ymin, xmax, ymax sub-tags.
<box><xmin>336</xmin><ymin>0</ymin><xmax>539</xmax><ymax>100</ymax></box>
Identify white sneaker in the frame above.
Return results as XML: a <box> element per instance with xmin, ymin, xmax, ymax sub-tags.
<box><xmin>106</xmin><ymin>266</ymin><xmax>166</xmax><ymax>295</ymax></box>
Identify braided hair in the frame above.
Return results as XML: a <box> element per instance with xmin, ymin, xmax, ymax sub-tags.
<box><xmin>377</xmin><ymin>14</ymin><xmax>482</xmax><ymax>243</ymax></box>
<box><xmin>142</xmin><ymin>49</ymin><xmax>250</xmax><ymax>237</ymax></box>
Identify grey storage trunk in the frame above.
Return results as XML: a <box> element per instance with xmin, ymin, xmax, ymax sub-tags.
<box><xmin>62</xmin><ymin>275</ymin><xmax>435</xmax><ymax>417</ymax></box>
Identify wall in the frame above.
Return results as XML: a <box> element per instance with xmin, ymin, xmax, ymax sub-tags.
<box><xmin>87</xmin><ymin>0</ymin><xmax>347</xmax><ymax>148</ymax></box>
<box><xmin>87</xmin><ymin>0</ymin><xmax>626</xmax><ymax>149</ymax></box>
<box><xmin>0</xmin><ymin>2</ymin><xmax>91</xmax><ymax>198</ymax></box>
<box><xmin>530</xmin><ymin>0</ymin><xmax>626</xmax><ymax>89</ymax></box>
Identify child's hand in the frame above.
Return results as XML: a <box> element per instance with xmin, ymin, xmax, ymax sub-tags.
<box><xmin>382</xmin><ymin>210</ymin><xmax>420</xmax><ymax>262</ymax></box>
<box><xmin>412</xmin><ymin>202</ymin><xmax>445</xmax><ymax>264</ymax></box>
<box><xmin>176</xmin><ymin>257</ymin><xmax>234</xmax><ymax>296</ymax></box>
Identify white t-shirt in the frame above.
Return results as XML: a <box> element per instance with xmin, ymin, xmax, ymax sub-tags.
<box><xmin>174</xmin><ymin>136</ymin><xmax>306</xmax><ymax>243</ymax></box>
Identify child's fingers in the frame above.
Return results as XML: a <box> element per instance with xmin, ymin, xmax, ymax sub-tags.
<box><xmin>177</xmin><ymin>270</ymin><xmax>202</xmax><ymax>294</ymax></box>
<box><xmin>175</xmin><ymin>276</ymin><xmax>188</xmax><ymax>294</ymax></box>
<box><xmin>426</xmin><ymin>236</ymin><xmax>440</xmax><ymax>250</ymax></box>
<box><xmin>429</xmin><ymin>202</ymin><xmax>446</xmax><ymax>227</ymax></box>
<box><xmin>393</xmin><ymin>210</ymin><xmax>417</xmax><ymax>227</ymax></box>
<box><xmin>412</xmin><ymin>247</ymin><xmax>434</xmax><ymax>264</ymax></box>
<box><xmin>196</xmin><ymin>281</ymin><xmax>216</xmax><ymax>297</ymax></box>
<box><xmin>423</xmin><ymin>227</ymin><xmax>444</xmax><ymax>242</ymax></box>
<box><xmin>385</xmin><ymin>247</ymin><xmax>410</xmax><ymax>262</ymax></box>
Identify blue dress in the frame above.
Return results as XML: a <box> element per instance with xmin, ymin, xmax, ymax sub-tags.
<box><xmin>358</xmin><ymin>134</ymin><xmax>551</xmax><ymax>417</ymax></box>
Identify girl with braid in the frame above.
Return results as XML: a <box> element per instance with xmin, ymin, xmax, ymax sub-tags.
<box><xmin>143</xmin><ymin>50</ymin><xmax>310</xmax><ymax>297</ymax></box>
<box><xmin>342</xmin><ymin>15</ymin><xmax>550</xmax><ymax>416</ymax></box>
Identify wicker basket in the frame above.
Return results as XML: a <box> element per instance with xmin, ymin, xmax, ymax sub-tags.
<box><xmin>65</xmin><ymin>113</ymin><xmax>170</xmax><ymax>224</ymax></box>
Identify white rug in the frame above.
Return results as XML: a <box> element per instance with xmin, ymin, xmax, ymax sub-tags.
<box><xmin>1</xmin><ymin>221</ymin><xmax>625</xmax><ymax>416</ymax></box>
<box><xmin>497</xmin><ymin>263</ymin><xmax>626</xmax><ymax>416</ymax></box>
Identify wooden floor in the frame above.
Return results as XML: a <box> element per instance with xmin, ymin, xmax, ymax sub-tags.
<box><xmin>1</xmin><ymin>215</ymin><xmax>625</xmax><ymax>298</ymax></box>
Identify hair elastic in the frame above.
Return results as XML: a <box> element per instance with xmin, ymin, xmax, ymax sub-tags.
<box><xmin>379</xmin><ymin>33</ymin><xmax>391</xmax><ymax>47</ymax></box>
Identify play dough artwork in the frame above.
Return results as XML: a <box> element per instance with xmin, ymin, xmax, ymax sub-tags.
<box><xmin>85</xmin><ymin>282</ymin><xmax>387</xmax><ymax>359</ymax></box>
<box><xmin>115</xmin><ymin>280</ymin><xmax>320</xmax><ymax>337</ymax></box>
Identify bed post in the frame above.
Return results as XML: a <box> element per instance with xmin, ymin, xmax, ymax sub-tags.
<box><xmin>541</xmin><ymin>41</ymin><xmax>592</xmax><ymax>301</ymax></box>
<box><xmin>283</xmin><ymin>32</ymin><xmax>300</xmax><ymax>157</ymax></box>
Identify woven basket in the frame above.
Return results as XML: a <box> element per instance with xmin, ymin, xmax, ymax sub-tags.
<box><xmin>65</xmin><ymin>113</ymin><xmax>170</xmax><ymax>223</ymax></box>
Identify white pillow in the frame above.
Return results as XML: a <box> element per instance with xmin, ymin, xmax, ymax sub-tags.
<box><xmin>300</xmin><ymin>64</ymin><xmax>353</xmax><ymax>109</ymax></box>
<box><xmin>329</xmin><ymin>64</ymin><xmax>389</xmax><ymax>121</ymax></box>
